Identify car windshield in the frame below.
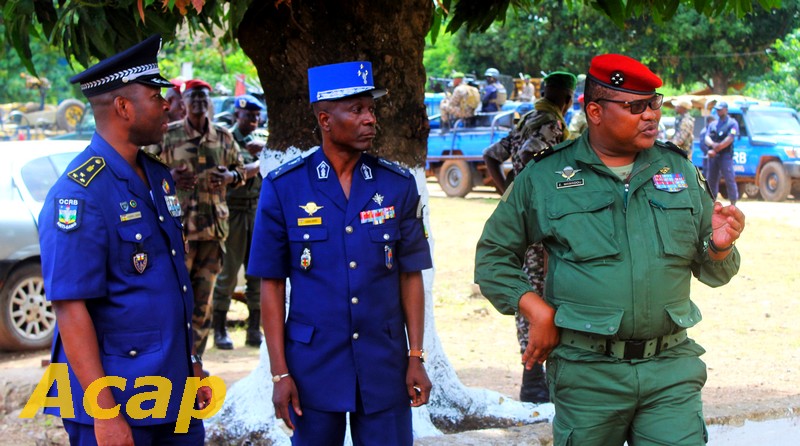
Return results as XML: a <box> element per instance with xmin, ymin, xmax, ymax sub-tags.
<box><xmin>748</xmin><ymin>110</ymin><xmax>800</xmax><ymax>135</ymax></box>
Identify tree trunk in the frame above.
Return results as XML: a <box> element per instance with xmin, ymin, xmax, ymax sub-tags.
<box><xmin>710</xmin><ymin>71</ymin><xmax>729</xmax><ymax>95</ymax></box>
<box><xmin>237</xmin><ymin>0</ymin><xmax>431</xmax><ymax>167</ymax></box>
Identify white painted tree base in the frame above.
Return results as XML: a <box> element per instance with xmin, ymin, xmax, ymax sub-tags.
<box><xmin>204</xmin><ymin>149</ymin><xmax>552</xmax><ymax>444</ymax></box>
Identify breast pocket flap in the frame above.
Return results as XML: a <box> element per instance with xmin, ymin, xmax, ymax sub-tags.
<box><xmin>116</xmin><ymin>223</ymin><xmax>152</xmax><ymax>242</ymax></box>
<box><xmin>288</xmin><ymin>227</ymin><xmax>328</xmax><ymax>242</ymax></box>
<box><xmin>368</xmin><ymin>226</ymin><xmax>401</xmax><ymax>243</ymax></box>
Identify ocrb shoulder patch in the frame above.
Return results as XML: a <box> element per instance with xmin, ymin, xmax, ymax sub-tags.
<box><xmin>56</xmin><ymin>198</ymin><xmax>81</xmax><ymax>232</ymax></box>
<box><xmin>68</xmin><ymin>156</ymin><xmax>106</xmax><ymax>187</ymax></box>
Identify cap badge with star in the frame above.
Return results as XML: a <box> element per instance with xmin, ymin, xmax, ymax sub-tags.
<box><xmin>587</xmin><ymin>54</ymin><xmax>662</xmax><ymax>94</ymax></box>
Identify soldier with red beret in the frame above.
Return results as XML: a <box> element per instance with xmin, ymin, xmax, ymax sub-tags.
<box><xmin>476</xmin><ymin>54</ymin><xmax>745</xmax><ymax>445</ymax></box>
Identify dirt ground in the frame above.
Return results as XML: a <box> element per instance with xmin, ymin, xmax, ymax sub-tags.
<box><xmin>1</xmin><ymin>183</ymin><xmax>799</xmax><ymax>444</ymax></box>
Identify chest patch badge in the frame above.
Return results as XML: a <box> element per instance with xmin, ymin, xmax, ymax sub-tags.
<box><xmin>56</xmin><ymin>198</ymin><xmax>81</xmax><ymax>232</ymax></box>
<box><xmin>556</xmin><ymin>165</ymin><xmax>581</xmax><ymax>179</ymax></box>
<box><xmin>653</xmin><ymin>173</ymin><xmax>688</xmax><ymax>192</ymax></box>
<box><xmin>165</xmin><ymin>195</ymin><xmax>182</xmax><ymax>217</ymax></box>
<box><xmin>299</xmin><ymin>202</ymin><xmax>324</xmax><ymax>216</ymax></box>
<box><xmin>361</xmin><ymin>206</ymin><xmax>395</xmax><ymax>225</ymax></box>
<box><xmin>133</xmin><ymin>251</ymin><xmax>148</xmax><ymax>274</ymax></box>
<box><xmin>373</xmin><ymin>193</ymin><xmax>384</xmax><ymax>206</ymax></box>
<box><xmin>162</xmin><ymin>178</ymin><xmax>171</xmax><ymax>194</ymax></box>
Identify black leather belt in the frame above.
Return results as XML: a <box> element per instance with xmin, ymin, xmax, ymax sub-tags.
<box><xmin>560</xmin><ymin>329</ymin><xmax>688</xmax><ymax>360</ymax></box>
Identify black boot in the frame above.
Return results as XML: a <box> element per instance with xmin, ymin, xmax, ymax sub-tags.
<box><xmin>213</xmin><ymin>310</ymin><xmax>234</xmax><ymax>350</ymax></box>
<box><xmin>520</xmin><ymin>363</ymin><xmax>550</xmax><ymax>403</ymax></box>
<box><xmin>245</xmin><ymin>309</ymin><xmax>263</xmax><ymax>347</ymax></box>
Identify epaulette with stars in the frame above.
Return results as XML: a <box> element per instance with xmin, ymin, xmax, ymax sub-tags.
<box><xmin>655</xmin><ymin>140</ymin><xmax>689</xmax><ymax>159</ymax></box>
<box><xmin>268</xmin><ymin>156</ymin><xmax>305</xmax><ymax>180</ymax></box>
<box><xmin>67</xmin><ymin>156</ymin><xmax>106</xmax><ymax>187</ymax></box>
<box><xmin>376</xmin><ymin>157</ymin><xmax>410</xmax><ymax>178</ymax></box>
<box><xmin>142</xmin><ymin>150</ymin><xmax>168</xmax><ymax>167</ymax></box>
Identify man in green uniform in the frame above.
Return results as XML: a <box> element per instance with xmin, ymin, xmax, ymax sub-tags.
<box><xmin>475</xmin><ymin>54</ymin><xmax>745</xmax><ymax>445</ymax></box>
<box><xmin>147</xmin><ymin>78</ymin><xmax>245</xmax><ymax>355</ymax></box>
<box><xmin>212</xmin><ymin>94</ymin><xmax>266</xmax><ymax>349</ymax></box>
<box><xmin>483</xmin><ymin>71</ymin><xmax>577</xmax><ymax>403</ymax></box>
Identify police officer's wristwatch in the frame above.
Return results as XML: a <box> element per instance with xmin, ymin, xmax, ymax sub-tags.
<box><xmin>408</xmin><ymin>349</ymin><xmax>425</xmax><ymax>363</ymax></box>
<box><xmin>190</xmin><ymin>354</ymin><xmax>203</xmax><ymax>366</ymax></box>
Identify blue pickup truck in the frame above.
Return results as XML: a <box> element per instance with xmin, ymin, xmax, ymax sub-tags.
<box><xmin>690</xmin><ymin>101</ymin><xmax>800</xmax><ymax>202</ymax></box>
<box><xmin>425</xmin><ymin>93</ymin><xmax>532</xmax><ymax>197</ymax></box>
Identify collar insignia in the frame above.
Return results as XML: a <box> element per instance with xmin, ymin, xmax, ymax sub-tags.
<box><xmin>361</xmin><ymin>164</ymin><xmax>373</xmax><ymax>180</ymax></box>
<box><xmin>316</xmin><ymin>161</ymin><xmax>330</xmax><ymax>179</ymax></box>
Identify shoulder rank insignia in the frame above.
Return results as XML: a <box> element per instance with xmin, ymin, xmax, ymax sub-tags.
<box><xmin>377</xmin><ymin>158</ymin><xmax>410</xmax><ymax>178</ymax></box>
<box><xmin>655</xmin><ymin>140</ymin><xmax>689</xmax><ymax>159</ymax></box>
<box><xmin>142</xmin><ymin>150</ymin><xmax>168</xmax><ymax>167</ymax></box>
<box><xmin>68</xmin><ymin>156</ymin><xmax>106</xmax><ymax>187</ymax></box>
<box><xmin>268</xmin><ymin>156</ymin><xmax>305</xmax><ymax>180</ymax></box>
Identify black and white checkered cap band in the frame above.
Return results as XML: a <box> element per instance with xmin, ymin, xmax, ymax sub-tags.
<box><xmin>80</xmin><ymin>63</ymin><xmax>162</xmax><ymax>91</ymax></box>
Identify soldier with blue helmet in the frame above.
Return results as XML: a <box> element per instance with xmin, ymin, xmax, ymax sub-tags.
<box><xmin>39</xmin><ymin>35</ymin><xmax>209</xmax><ymax>444</ymax></box>
<box><xmin>248</xmin><ymin>61</ymin><xmax>433</xmax><ymax>445</ymax></box>
<box><xmin>212</xmin><ymin>93</ymin><xmax>266</xmax><ymax>349</ymax></box>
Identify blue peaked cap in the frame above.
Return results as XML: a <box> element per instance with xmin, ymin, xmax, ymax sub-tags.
<box><xmin>235</xmin><ymin>94</ymin><xmax>265</xmax><ymax>110</ymax></box>
<box><xmin>308</xmin><ymin>61</ymin><xmax>387</xmax><ymax>103</ymax></box>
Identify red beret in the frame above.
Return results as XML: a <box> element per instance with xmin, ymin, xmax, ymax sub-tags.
<box><xmin>169</xmin><ymin>78</ymin><xmax>184</xmax><ymax>93</ymax></box>
<box><xmin>588</xmin><ymin>54</ymin><xmax>662</xmax><ymax>94</ymax></box>
<box><xmin>183</xmin><ymin>79</ymin><xmax>212</xmax><ymax>92</ymax></box>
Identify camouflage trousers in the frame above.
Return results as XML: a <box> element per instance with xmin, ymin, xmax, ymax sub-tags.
<box><xmin>515</xmin><ymin>242</ymin><xmax>546</xmax><ymax>354</ymax></box>
<box><xmin>212</xmin><ymin>207</ymin><xmax>260</xmax><ymax>313</ymax></box>
<box><xmin>186</xmin><ymin>240</ymin><xmax>224</xmax><ymax>356</ymax></box>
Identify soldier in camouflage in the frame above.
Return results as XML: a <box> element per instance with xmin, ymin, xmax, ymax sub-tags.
<box><xmin>670</xmin><ymin>98</ymin><xmax>696</xmax><ymax>160</ymax></box>
<box><xmin>211</xmin><ymin>94</ymin><xmax>266</xmax><ymax>350</ymax></box>
<box><xmin>482</xmin><ymin>71</ymin><xmax>577</xmax><ymax>403</ymax></box>
<box><xmin>439</xmin><ymin>72</ymin><xmax>480</xmax><ymax>131</ymax></box>
<box><xmin>147</xmin><ymin>79</ymin><xmax>245</xmax><ymax>356</ymax></box>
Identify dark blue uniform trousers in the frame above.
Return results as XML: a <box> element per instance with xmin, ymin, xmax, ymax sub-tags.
<box><xmin>63</xmin><ymin>418</ymin><xmax>204</xmax><ymax>446</ymax></box>
<box><xmin>706</xmin><ymin>150</ymin><xmax>738</xmax><ymax>203</ymax></box>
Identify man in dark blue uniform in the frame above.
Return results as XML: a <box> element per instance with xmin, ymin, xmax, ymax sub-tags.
<box><xmin>704</xmin><ymin>101</ymin><xmax>740</xmax><ymax>204</ymax></box>
<box><xmin>248</xmin><ymin>61</ymin><xmax>433</xmax><ymax>445</ymax></box>
<box><xmin>39</xmin><ymin>35</ymin><xmax>210</xmax><ymax>445</ymax></box>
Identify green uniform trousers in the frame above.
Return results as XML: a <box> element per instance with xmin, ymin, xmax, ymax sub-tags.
<box><xmin>547</xmin><ymin>355</ymin><xmax>708</xmax><ymax>446</ymax></box>
<box><xmin>212</xmin><ymin>206</ymin><xmax>260</xmax><ymax>312</ymax></box>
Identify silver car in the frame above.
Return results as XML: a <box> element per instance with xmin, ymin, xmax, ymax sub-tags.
<box><xmin>0</xmin><ymin>140</ymin><xmax>84</xmax><ymax>350</ymax></box>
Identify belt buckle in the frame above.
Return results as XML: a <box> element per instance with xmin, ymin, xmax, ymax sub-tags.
<box><xmin>623</xmin><ymin>340</ymin><xmax>648</xmax><ymax>360</ymax></box>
